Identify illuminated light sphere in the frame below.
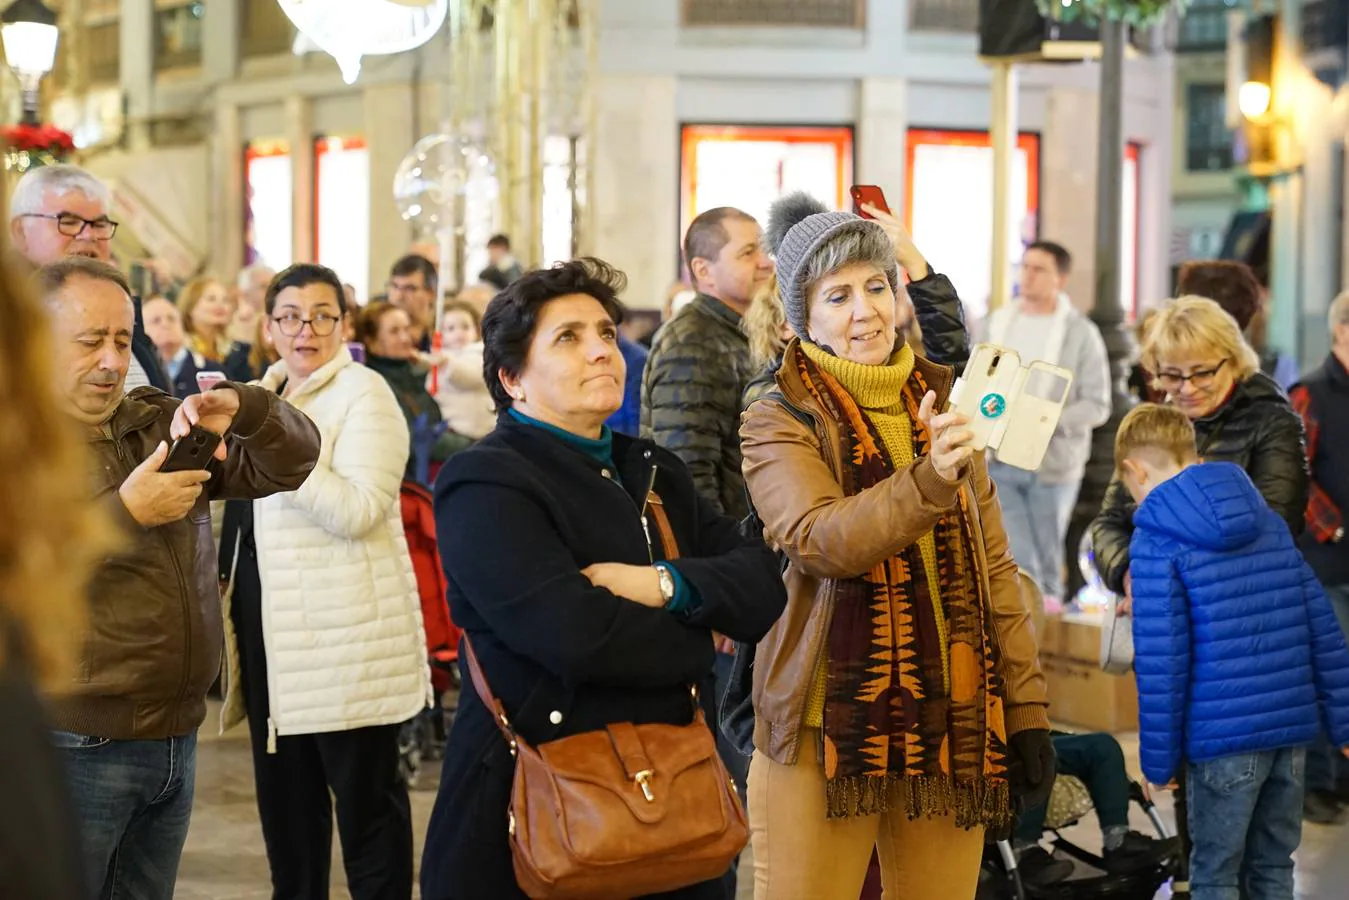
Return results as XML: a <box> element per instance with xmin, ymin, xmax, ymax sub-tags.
<box><xmin>277</xmin><ymin>0</ymin><xmax>448</xmax><ymax>85</ymax></box>
<box><xmin>393</xmin><ymin>133</ymin><xmax>497</xmax><ymax>233</ymax></box>
<box><xmin>1238</xmin><ymin>81</ymin><xmax>1272</xmax><ymax>121</ymax></box>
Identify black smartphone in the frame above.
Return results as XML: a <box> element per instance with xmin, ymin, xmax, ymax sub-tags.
<box><xmin>162</xmin><ymin>426</ymin><xmax>223</xmax><ymax>473</ymax></box>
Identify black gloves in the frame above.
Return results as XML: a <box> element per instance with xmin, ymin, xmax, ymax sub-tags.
<box><xmin>1008</xmin><ymin>729</ymin><xmax>1057</xmax><ymax>812</ymax></box>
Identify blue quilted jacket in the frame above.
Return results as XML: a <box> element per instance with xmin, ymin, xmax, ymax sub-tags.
<box><xmin>1130</xmin><ymin>461</ymin><xmax>1349</xmax><ymax>785</ymax></box>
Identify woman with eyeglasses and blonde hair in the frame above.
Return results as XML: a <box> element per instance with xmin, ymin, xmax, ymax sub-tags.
<box><xmin>0</xmin><ymin>254</ymin><xmax>116</xmax><ymax>897</ymax></box>
<box><xmin>1091</xmin><ymin>294</ymin><xmax>1309</xmax><ymax>603</ymax></box>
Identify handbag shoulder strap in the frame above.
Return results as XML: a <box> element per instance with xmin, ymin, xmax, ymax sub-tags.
<box><xmin>646</xmin><ymin>491</ymin><xmax>680</xmax><ymax>561</ymax></box>
<box><xmin>463</xmin><ymin>635</ymin><xmax>519</xmax><ymax>749</ymax></box>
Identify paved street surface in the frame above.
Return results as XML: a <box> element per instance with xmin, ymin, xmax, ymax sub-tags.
<box><xmin>177</xmin><ymin>705</ymin><xmax>1349</xmax><ymax>899</ymax></box>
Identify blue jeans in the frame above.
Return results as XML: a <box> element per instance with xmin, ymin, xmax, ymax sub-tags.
<box><xmin>987</xmin><ymin>460</ymin><xmax>1079</xmax><ymax>600</ymax></box>
<box><xmin>1187</xmin><ymin>747</ymin><xmax>1304</xmax><ymax>900</ymax></box>
<box><xmin>1307</xmin><ymin>583</ymin><xmax>1349</xmax><ymax>794</ymax></box>
<box><xmin>54</xmin><ymin>730</ymin><xmax>197</xmax><ymax>900</ymax></box>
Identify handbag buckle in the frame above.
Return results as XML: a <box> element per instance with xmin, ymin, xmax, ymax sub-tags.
<box><xmin>508</xmin><ymin>811</ymin><xmax>516</xmax><ymax>836</ymax></box>
<box><xmin>634</xmin><ymin>769</ymin><xmax>655</xmax><ymax>802</ymax></box>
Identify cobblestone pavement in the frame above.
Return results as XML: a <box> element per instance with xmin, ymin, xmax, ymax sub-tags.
<box><xmin>177</xmin><ymin>712</ymin><xmax>1349</xmax><ymax>899</ymax></box>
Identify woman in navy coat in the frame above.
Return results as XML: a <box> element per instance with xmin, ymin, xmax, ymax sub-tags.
<box><xmin>420</xmin><ymin>258</ymin><xmax>786</xmax><ymax>900</ymax></box>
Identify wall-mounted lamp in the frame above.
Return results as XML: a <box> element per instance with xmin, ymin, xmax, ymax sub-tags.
<box><xmin>1238</xmin><ymin>80</ymin><xmax>1273</xmax><ymax>121</ymax></box>
<box><xmin>1232</xmin><ymin>14</ymin><xmax>1296</xmax><ymax>178</ymax></box>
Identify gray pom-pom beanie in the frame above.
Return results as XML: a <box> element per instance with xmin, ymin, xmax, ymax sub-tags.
<box><xmin>765</xmin><ymin>191</ymin><xmax>899</xmax><ymax>338</ymax></box>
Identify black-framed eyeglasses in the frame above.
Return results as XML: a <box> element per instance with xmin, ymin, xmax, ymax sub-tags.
<box><xmin>386</xmin><ymin>280</ymin><xmax>429</xmax><ymax>296</ymax></box>
<box><xmin>20</xmin><ymin>212</ymin><xmax>118</xmax><ymax>240</ymax></box>
<box><xmin>271</xmin><ymin>313</ymin><xmax>341</xmax><ymax>337</ymax></box>
<box><xmin>1156</xmin><ymin>358</ymin><xmax>1228</xmax><ymax>391</ymax></box>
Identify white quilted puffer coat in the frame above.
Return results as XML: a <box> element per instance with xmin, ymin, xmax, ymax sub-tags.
<box><xmin>220</xmin><ymin>346</ymin><xmax>430</xmax><ymax>744</ymax></box>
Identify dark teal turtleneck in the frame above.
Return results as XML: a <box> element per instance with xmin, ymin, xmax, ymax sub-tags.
<box><xmin>508</xmin><ymin>408</ymin><xmax>616</xmax><ymax>473</ymax></box>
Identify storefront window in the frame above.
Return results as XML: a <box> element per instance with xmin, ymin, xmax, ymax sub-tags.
<box><xmin>905</xmin><ymin>129</ymin><xmax>1040</xmax><ymax>321</ymax></box>
<box><xmin>680</xmin><ymin>124</ymin><xmax>854</xmax><ymax>272</ymax></box>
<box><xmin>314</xmin><ymin>136</ymin><xmax>371</xmax><ymax>304</ymax></box>
<box><xmin>244</xmin><ymin>139</ymin><xmax>292</xmax><ymax>271</ymax></box>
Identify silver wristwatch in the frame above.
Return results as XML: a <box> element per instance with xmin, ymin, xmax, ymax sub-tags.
<box><xmin>655</xmin><ymin>564</ymin><xmax>676</xmax><ymax>605</ymax></box>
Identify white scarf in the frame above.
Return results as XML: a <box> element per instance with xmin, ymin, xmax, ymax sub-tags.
<box><xmin>987</xmin><ymin>291</ymin><xmax>1073</xmax><ymax>367</ymax></box>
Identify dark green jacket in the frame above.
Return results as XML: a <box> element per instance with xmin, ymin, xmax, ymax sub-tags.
<box><xmin>365</xmin><ymin>353</ymin><xmax>442</xmax><ymax>427</ymax></box>
<box><xmin>641</xmin><ymin>294</ymin><xmax>756</xmax><ymax>519</ymax></box>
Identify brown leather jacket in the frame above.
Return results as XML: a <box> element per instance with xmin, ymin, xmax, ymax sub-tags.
<box><xmin>739</xmin><ymin>340</ymin><xmax>1050</xmax><ymax>765</ymax></box>
<box><xmin>48</xmin><ymin>384</ymin><xmax>320</xmax><ymax>741</ymax></box>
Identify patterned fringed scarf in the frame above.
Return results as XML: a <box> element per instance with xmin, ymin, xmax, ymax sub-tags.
<box><xmin>795</xmin><ymin>351</ymin><xmax>1011</xmax><ymax>829</ymax></box>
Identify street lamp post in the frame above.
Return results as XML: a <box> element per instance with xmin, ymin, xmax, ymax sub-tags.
<box><xmin>1</xmin><ymin>0</ymin><xmax>60</xmax><ymax>126</ymax></box>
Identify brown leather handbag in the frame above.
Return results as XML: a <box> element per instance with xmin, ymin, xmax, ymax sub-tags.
<box><xmin>463</xmin><ymin>491</ymin><xmax>748</xmax><ymax>899</ymax></box>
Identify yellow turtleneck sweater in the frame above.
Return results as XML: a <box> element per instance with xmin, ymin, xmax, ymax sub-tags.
<box><xmin>800</xmin><ymin>340</ymin><xmax>948</xmax><ymax>728</ymax></box>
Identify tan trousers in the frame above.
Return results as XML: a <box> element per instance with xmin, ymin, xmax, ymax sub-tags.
<box><xmin>748</xmin><ymin>731</ymin><xmax>986</xmax><ymax>900</ymax></box>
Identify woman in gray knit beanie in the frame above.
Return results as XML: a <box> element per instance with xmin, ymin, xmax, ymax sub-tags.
<box><xmin>737</xmin><ymin>193</ymin><xmax>1055</xmax><ymax>898</ymax></box>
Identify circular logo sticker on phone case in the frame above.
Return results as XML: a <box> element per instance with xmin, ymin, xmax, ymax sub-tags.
<box><xmin>979</xmin><ymin>392</ymin><xmax>1007</xmax><ymax>419</ymax></box>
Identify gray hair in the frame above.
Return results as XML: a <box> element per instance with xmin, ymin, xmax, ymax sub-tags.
<box><xmin>1329</xmin><ymin>290</ymin><xmax>1349</xmax><ymax>332</ymax></box>
<box><xmin>801</xmin><ymin>227</ymin><xmax>897</xmax><ymax>302</ymax></box>
<box><xmin>9</xmin><ymin>164</ymin><xmax>112</xmax><ymax>222</ymax></box>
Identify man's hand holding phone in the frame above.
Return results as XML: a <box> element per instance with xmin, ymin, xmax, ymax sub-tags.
<box><xmin>172</xmin><ymin>388</ymin><xmax>241</xmax><ymax>462</ymax></box>
<box><xmin>119</xmin><ymin>442</ymin><xmax>213</xmax><ymax>528</ymax></box>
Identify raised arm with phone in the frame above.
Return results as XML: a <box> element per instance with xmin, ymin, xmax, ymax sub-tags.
<box><xmin>738</xmin><ymin>191</ymin><xmax>1051</xmax><ymax>896</ymax></box>
<box><xmin>36</xmin><ymin>255</ymin><xmax>321</xmax><ymax>900</ymax></box>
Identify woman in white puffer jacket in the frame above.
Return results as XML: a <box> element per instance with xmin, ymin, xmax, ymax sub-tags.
<box><xmin>218</xmin><ymin>263</ymin><xmax>429</xmax><ymax>900</ymax></box>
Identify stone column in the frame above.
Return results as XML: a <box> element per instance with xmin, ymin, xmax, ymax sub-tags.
<box><xmin>592</xmin><ymin>72</ymin><xmax>678</xmax><ymax>310</ymax></box>
<box><xmin>856</xmin><ymin>77</ymin><xmax>907</xmax><ymax>207</ymax></box>
<box><xmin>119</xmin><ymin>0</ymin><xmax>155</xmax><ymax>151</ymax></box>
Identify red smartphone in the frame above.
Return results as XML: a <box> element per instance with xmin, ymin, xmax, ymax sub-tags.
<box><xmin>850</xmin><ymin>185</ymin><xmax>891</xmax><ymax>219</ymax></box>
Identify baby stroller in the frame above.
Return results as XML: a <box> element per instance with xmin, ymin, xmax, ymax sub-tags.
<box><xmin>396</xmin><ymin>417</ymin><xmax>462</xmax><ymax>788</ymax></box>
<box><xmin>979</xmin><ymin>771</ymin><xmax>1180</xmax><ymax>899</ymax></box>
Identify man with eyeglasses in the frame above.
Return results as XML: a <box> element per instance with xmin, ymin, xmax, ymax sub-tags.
<box><xmin>387</xmin><ymin>253</ymin><xmax>439</xmax><ymax>353</ymax></box>
<box><xmin>9</xmin><ymin>164</ymin><xmax>171</xmax><ymax>394</ymax></box>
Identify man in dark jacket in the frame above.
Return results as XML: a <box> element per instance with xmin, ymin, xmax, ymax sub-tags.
<box><xmin>641</xmin><ymin>207</ymin><xmax>771</xmax><ymax>519</ymax></box>
<box><xmin>1291</xmin><ymin>289</ymin><xmax>1349</xmax><ymax>822</ymax></box>
<box><xmin>38</xmin><ymin>257</ymin><xmax>321</xmax><ymax>900</ymax></box>
<box><xmin>10</xmin><ymin>163</ymin><xmax>171</xmax><ymax>393</ymax></box>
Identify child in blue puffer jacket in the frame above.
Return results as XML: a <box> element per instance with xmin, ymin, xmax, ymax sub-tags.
<box><xmin>1117</xmin><ymin>403</ymin><xmax>1349</xmax><ymax>900</ymax></box>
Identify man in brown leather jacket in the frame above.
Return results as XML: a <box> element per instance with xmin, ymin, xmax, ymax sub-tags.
<box><xmin>37</xmin><ymin>257</ymin><xmax>321</xmax><ymax>900</ymax></box>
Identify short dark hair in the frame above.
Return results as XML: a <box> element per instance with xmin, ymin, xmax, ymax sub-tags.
<box><xmin>34</xmin><ymin>256</ymin><xmax>132</xmax><ymax>301</ymax></box>
<box><xmin>389</xmin><ymin>254</ymin><xmax>437</xmax><ymax>294</ymax></box>
<box><xmin>264</xmin><ymin>263</ymin><xmax>347</xmax><ymax>315</ymax></box>
<box><xmin>1025</xmin><ymin>241</ymin><xmax>1072</xmax><ymax>275</ymax></box>
<box><xmin>683</xmin><ymin>207</ymin><xmax>754</xmax><ymax>272</ymax></box>
<box><xmin>481</xmin><ymin>257</ymin><xmax>627</xmax><ymax>412</ymax></box>
<box><xmin>487</xmin><ymin>234</ymin><xmax>511</xmax><ymax>251</ymax></box>
<box><xmin>1177</xmin><ymin>260</ymin><xmax>1262</xmax><ymax>331</ymax></box>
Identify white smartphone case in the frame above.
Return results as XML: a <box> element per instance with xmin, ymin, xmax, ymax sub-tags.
<box><xmin>946</xmin><ymin>343</ymin><xmax>1074</xmax><ymax>471</ymax></box>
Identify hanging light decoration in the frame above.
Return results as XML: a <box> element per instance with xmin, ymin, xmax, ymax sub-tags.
<box><xmin>277</xmin><ymin>0</ymin><xmax>449</xmax><ymax>85</ymax></box>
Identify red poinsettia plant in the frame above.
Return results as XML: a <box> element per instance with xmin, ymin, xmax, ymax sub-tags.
<box><xmin>2</xmin><ymin>122</ymin><xmax>75</xmax><ymax>157</ymax></box>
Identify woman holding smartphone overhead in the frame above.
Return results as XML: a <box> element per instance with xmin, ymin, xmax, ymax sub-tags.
<box><xmin>739</xmin><ymin>192</ymin><xmax>1053</xmax><ymax>899</ymax></box>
